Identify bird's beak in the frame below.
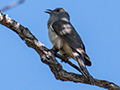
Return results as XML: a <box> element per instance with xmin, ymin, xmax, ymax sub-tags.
<box><xmin>45</xmin><ymin>9</ymin><xmax>52</xmax><ymax>14</ymax></box>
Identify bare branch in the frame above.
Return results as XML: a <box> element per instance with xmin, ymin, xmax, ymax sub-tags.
<box><xmin>0</xmin><ymin>0</ymin><xmax>25</xmax><ymax>12</ymax></box>
<box><xmin>0</xmin><ymin>12</ymin><xmax>120</xmax><ymax>90</ymax></box>
<box><xmin>55</xmin><ymin>53</ymin><xmax>82</xmax><ymax>72</ymax></box>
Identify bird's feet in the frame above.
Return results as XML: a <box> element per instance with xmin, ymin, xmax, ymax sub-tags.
<box><xmin>50</xmin><ymin>48</ymin><xmax>58</xmax><ymax>55</ymax></box>
<box><xmin>60</xmin><ymin>54</ymin><xmax>69</xmax><ymax>63</ymax></box>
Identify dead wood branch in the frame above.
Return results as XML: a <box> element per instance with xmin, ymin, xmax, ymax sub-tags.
<box><xmin>0</xmin><ymin>12</ymin><xmax>120</xmax><ymax>90</ymax></box>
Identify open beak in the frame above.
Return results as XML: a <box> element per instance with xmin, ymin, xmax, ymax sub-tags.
<box><xmin>45</xmin><ymin>9</ymin><xmax>52</xmax><ymax>14</ymax></box>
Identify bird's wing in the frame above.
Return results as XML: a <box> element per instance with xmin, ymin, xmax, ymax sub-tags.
<box><xmin>52</xmin><ymin>20</ymin><xmax>91</xmax><ymax>66</ymax></box>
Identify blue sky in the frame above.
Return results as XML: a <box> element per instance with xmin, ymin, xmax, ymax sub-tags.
<box><xmin>0</xmin><ymin>0</ymin><xmax>120</xmax><ymax>90</ymax></box>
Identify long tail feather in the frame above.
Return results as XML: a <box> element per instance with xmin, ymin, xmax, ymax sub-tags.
<box><xmin>75</xmin><ymin>54</ymin><xmax>94</xmax><ymax>83</ymax></box>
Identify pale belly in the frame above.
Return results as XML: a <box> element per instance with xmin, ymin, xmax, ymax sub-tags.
<box><xmin>49</xmin><ymin>28</ymin><xmax>64</xmax><ymax>50</ymax></box>
<box><xmin>48</xmin><ymin>28</ymin><xmax>74</xmax><ymax>59</ymax></box>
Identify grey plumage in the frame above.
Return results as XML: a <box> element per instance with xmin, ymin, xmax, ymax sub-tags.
<box><xmin>45</xmin><ymin>8</ymin><xmax>94</xmax><ymax>82</ymax></box>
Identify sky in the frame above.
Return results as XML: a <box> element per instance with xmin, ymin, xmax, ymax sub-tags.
<box><xmin>0</xmin><ymin>0</ymin><xmax>120</xmax><ymax>90</ymax></box>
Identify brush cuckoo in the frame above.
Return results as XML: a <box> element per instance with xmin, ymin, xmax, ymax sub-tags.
<box><xmin>45</xmin><ymin>8</ymin><xmax>94</xmax><ymax>82</ymax></box>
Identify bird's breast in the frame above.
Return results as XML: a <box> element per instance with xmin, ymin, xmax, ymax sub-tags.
<box><xmin>48</xmin><ymin>28</ymin><xmax>64</xmax><ymax>50</ymax></box>
<box><xmin>48</xmin><ymin>27</ymin><xmax>74</xmax><ymax>59</ymax></box>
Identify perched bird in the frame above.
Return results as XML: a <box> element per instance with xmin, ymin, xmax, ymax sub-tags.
<box><xmin>45</xmin><ymin>8</ymin><xmax>94</xmax><ymax>82</ymax></box>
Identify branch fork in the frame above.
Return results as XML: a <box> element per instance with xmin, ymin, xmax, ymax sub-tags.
<box><xmin>0</xmin><ymin>12</ymin><xmax>120</xmax><ymax>90</ymax></box>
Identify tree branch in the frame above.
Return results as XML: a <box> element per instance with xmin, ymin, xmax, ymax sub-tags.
<box><xmin>0</xmin><ymin>0</ymin><xmax>25</xmax><ymax>12</ymax></box>
<box><xmin>0</xmin><ymin>12</ymin><xmax>120</xmax><ymax>90</ymax></box>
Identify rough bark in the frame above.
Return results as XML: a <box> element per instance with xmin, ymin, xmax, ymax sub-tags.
<box><xmin>0</xmin><ymin>12</ymin><xmax>120</xmax><ymax>90</ymax></box>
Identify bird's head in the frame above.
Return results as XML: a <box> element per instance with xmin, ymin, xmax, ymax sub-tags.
<box><xmin>45</xmin><ymin>8</ymin><xmax>70</xmax><ymax>21</ymax></box>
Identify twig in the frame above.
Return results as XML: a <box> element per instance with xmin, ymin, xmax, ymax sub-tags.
<box><xmin>0</xmin><ymin>0</ymin><xmax>25</xmax><ymax>12</ymax></box>
<box><xmin>55</xmin><ymin>53</ymin><xmax>81</xmax><ymax>72</ymax></box>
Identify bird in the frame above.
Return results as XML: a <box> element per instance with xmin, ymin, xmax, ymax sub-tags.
<box><xmin>45</xmin><ymin>8</ymin><xmax>94</xmax><ymax>82</ymax></box>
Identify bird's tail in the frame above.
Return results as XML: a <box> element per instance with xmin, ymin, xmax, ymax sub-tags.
<box><xmin>75</xmin><ymin>54</ymin><xmax>94</xmax><ymax>82</ymax></box>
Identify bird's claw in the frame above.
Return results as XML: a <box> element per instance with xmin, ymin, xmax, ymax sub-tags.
<box><xmin>50</xmin><ymin>48</ymin><xmax>58</xmax><ymax>55</ymax></box>
<box><xmin>61</xmin><ymin>58</ymin><xmax>68</xmax><ymax>63</ymax></box>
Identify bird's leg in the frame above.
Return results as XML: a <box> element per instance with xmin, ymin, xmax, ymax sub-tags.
<box><xmin>55</xmin><ymin>53</ymin><xmax>69</xmax><ymax>63</ymax></box>
<box><xmin>50</xmin><ymin>47</ymin><xmax>59</xmax><ymax>55</ymax></box>
<box><xmin>50</xmin><ymin>46</ymin><xmax>69</xmax><ymax>63</ymax></box>
<box><xmin>60</xmin><ymin>53</ymin><xmax>69</xmax><ymax>63</ymax></box>
<box><xmin>50</xmin><ymin>46</ymin><xmax>67</xmax><ymax>61</ymax></box>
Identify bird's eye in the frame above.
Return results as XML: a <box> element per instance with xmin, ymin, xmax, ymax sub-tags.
<box><xmin>56</xmin><ymin>9</ymin><xmax>60</xmax><ymax>12</ymax></box>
